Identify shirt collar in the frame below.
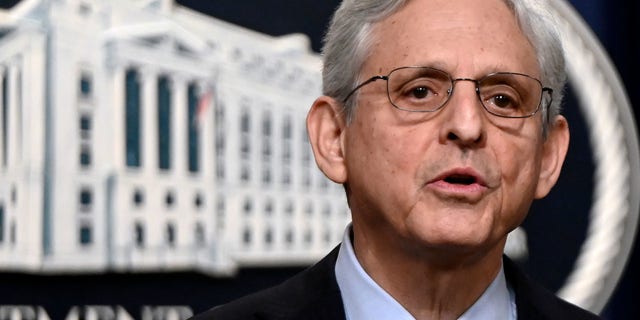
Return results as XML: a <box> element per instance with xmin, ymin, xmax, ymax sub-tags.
<box><xmin>335</xmin><ymin>225</ymin><xmax>517</xmax><ymax>320</ymax></box>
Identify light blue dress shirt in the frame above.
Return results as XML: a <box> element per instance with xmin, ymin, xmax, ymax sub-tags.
<box><xmin>335</xmin><ymin>225</ymin><xmax>517</xmax><ymax>320</ymax></box>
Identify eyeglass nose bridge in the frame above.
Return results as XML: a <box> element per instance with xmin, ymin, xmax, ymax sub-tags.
<box><xmin>447</xmin><ymin>78</ymin><xmax>480</xmax><ymax>98</ymax></box>
<box><xmin>446</xmin><ymin>77</ymin><xmax>483</xmax><ymax>104</ymax></box>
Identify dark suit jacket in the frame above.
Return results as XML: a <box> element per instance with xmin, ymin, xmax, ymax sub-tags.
<box><xmin>191</xmin><ymin>246</ymin><xmax>602</xmax><ymax>320</ymax></box>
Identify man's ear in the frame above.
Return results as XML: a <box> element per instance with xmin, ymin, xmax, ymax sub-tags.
<box><xmin>535</xmin><ymin>115</ymin><xmax>570</xmax><ymax>199</ymax></box>
<box><xmin>306</xmin><ymin>95</ymin><xmax>348</xmax><ymax>184</ymax></box>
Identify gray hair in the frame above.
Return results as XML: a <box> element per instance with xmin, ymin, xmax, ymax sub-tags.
<box><xmin>321</xmin><ymin>0</ymin><xmax>566</xmax><ymax>132</ymax></box>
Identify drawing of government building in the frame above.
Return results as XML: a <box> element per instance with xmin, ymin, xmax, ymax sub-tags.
<box><xmin>0</xmin><ymin>0</ymin><xmax>350</xmax><ymax>275</ymax></box>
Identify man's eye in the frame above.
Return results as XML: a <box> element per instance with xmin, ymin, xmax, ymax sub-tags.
<box><xmin>411</xmin><ymin>86</ymin><xmax>430</xmax><ymax>99</ymax></box>
<box><xmin>490</xmin><ymin>94</ymin><xmax>514</xmax><ymax>108</ymax></box>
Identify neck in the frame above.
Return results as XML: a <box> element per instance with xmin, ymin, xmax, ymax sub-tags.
<box><xmin>352</xmin><ymin>227</ymin><xmax>506</xmax><ymax>320</ymax></box>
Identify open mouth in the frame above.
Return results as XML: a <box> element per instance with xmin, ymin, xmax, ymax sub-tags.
<box><xmin>428</xmin><ymin>169</ymin><xmax>487</xmax><ymax>197</ymax></box>
<box><xmin>443</xmin><ymin>174</ymin><xmax>477</xmax><ymax>185</ymax></box>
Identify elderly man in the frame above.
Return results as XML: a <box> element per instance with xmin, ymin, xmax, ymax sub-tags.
<box><xmin>193</xmin><ymin>0</ymin><xmax>602</xmax><ymax>319</ymax></box>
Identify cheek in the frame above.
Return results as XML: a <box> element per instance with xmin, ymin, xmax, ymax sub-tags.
<box><xmin>346</xmin><ymin>118</ymin><xmax>425</xmax><ymax>207</ymax></box>
<box><xmin>498</xmin><ymin>137</ymin><xmax>543</xmax><ymax>199</ymax></box>
<box><xmin>386</xmin><ymin>129</ymin><xmax>420</xmax><ymax>170</ymax></box>
<box><xmin>353</xmin><ymin>119</ymin><xmax>418</xmax><ymax>174</ymax></box>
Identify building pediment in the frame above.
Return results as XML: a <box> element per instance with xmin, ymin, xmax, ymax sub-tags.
<box><xmin>104</xmin><ymin>20</ymin><xmax>208</xmax><ymax>55</ymax></box>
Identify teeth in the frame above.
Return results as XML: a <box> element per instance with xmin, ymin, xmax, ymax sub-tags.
<box><xmin>444</xmin><ymin>175</ymin><xmax>476</xmax><ymax>185</ymax></box>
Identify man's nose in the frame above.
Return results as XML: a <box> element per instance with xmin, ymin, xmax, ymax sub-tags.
<box><xmin>437</xmin><ymin>81</ymin><xmax>486</xmax><ymax>147</ymax></box>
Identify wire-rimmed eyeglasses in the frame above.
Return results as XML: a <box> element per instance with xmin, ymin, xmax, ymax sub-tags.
<box><xmin>343</xmin><ymin>66</ymin><xmax>553</xmax><ymax>119</ymax></box>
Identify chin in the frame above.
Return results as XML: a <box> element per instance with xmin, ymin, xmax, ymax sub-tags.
<box><xmin>408</xmin><ymin>226</ymin><xmax>500</xmax><ymax>256</ymax></box>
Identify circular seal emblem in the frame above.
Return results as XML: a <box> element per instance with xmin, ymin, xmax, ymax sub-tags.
<box><xmin>521</xmin><ymin>0</ymin><xmax>640</xmax><ymax>314</ymax></box>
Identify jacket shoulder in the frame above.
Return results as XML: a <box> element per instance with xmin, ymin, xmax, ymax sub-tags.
<box><xmin>503</xmin><ymin>256</ymin><xmax>603</xmax><ymax>320</ymax></box>
<box><xmin>190</xmin><ymin>246</ymin><xmax>345</xmax><ymax>320</ymax></box>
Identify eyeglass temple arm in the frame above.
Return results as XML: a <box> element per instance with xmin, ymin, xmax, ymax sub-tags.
<box><xmin>541</xmin><ymin>87</ymin><xmax>553</xmax><ymax>122</ymax></box>
<box><xmin>342</xmin><ymin>75</ymin><xmax>388</xmax><ymax>103</ymax></box>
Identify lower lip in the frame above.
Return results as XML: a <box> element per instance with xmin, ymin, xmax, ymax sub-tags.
<box><xmin>427</xmin><ymin>180</ymin><xmax>488</xmax><ymax>197</ymax></box>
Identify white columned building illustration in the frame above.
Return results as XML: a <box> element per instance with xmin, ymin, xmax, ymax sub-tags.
<box><xmin>0</xmin><ymin>0</ymin><xmax>350</xmax><ymax>275</ymax></box>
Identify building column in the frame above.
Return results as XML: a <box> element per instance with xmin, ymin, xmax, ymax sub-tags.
<box><xmin>112</xmin><ymin>66</ymin><xmax>126</xmax><ymax>169</ymax></box>
<box><xmin>8</xmin><ymin>64</ymin><xmax>20</xmax><ymax>167</ymax></box>
<box><xmin>140</xmin><ymin>68</ymin><xmax>158</xmax><ymax>174</ymax></box>
<box><xmin>171</xmin><ymin>75</ymin><xmax>187</xmax><ymax>176</ymax></box>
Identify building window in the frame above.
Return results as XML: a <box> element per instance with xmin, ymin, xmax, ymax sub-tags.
<box><xmin>323</xmin><ymin>229</ymin><xmax>332</xmax><ymax>245</ymax></box>
<box><xmin>215</xmin><ymin>101</ymin><xmax>225</xmax><ymax>126</ymax></box>
<box><xmin>262</xmin><ymin>167</ymin><xmax>271</xmax><ymax>185</ymax></box>
<box><xmin>285</xmin><ymin>201</ymin><xmax>294</xmax><ymax>216</ymax></box>
<box><xmin>133</xmin><ymin>189</ymin><xmax>144</xmax><ymax>207</ymax></box>
<box><xmin>320</xmin><ymin>176</ymin><xmax>329</xmax><ymax>189</ymax></box>
<box><xmin>241</xmin><ymin>164</ymin><xmax>250</xmax><ymax>182</ymax></box>
<box><xmin>187</xmin><ymin>83</ymin><xmax>199</xmax><ymax>173</ymax></box>
<box><xmin>282</xmin><ymin>168</ymin><xmax>291</xmax><ymax>186</ymax></box>
<box><xmin>79</xmin><ymin>225</ymin><xmax>92</xmax><ymax>246</ymax></box>
<box><xmin>78</xmin><ymin>1</ymin><xmax>92</xmax><ymax>16</ymax></box>
<box><xmin>323</xmin><ymin>203</ymin><xmax>331</xmax><ymax>217</ymax></box>
<box><xmin>216</xmin><ymin>197</ymin><xmax>225</xmax><ymax>230</ymax></box>
<box><xmin>2</xmin><ymin>71</ymin><xmax>8</xmax><ymax>167</ymax></box>
<box><xmin>262</xmin><ymin>140</ymin><xmax>271</xmax><ymax>160</ymax></box>
<box><xmin>265</xmin><ymin>200</ymin><xmax>273</xmax><ymax>216</ymax></box>
<box><xmin>134</xmin><ymin>222</ymin><xmax>144</xmax><ymax>248</ymax></box>
<box><xmin>303</xmin><ymin>171</ymin><xmax>311</xmax><ymax>188</ymax></box>
<box><xmin>265</xmin><ymin>228</ymin><xmax>273</xmax><ymax>246</ymax></box>
<box><xmin>282</xmin><ymin>115</ymin><xmax>291</xmax><ymax>139</ymax></box>
<box><xmin>79</xmin><ymin>72</ymin><xmax>92</xmax><ymax>98</ymax></box>
<box><xmin>305</xmin><ymin>202</ymin><xmax>314</xmax><ymax>217</ymax></box>
<box><xmin>285</xmin><ymin>229</ymin><xmax>293</xmax><ymax>245</ymax></box>
<box><xmin>302</xmin><ymin>128</ymin><xmax>312</xmax><ymax>165</ymax></box>
<box><xmin>79</xmin><ymin>115</ymin><xmax>91</xmax><ymax>139</ymax></box>
<box><xmin>262</xmin><ymin>111</ymin><xmax>271</xmax><ymax>136</ymax></box>
<box><xmin>304</xmin><ymin>229</ymin><xmax>312</xmax><ymax>246</ymax></box>
<box><xmin>166</xmin><ymin>223</ymin><xmax>176</xmax><ymax>247</ymax></box>
<box><xmin>232</xmin><ymin>48</ymin><xmax>243</xmax><ymax>61</ymax></box>
<box><xmin>79</xmin><ymin>188</ymin><xmax>92</xmax><ymax>212</ymax></box>
<box><xmin>215</xmin><ymin>132</ymin><xmax>225</xmax><ymax>154</ymax></box>
<box><xmin>195</xmin><ymin>223</ymin><xmax>205</xmax><ymax>247</ymax></box>
<box><xmin>125</xmin><ymin>68</ymin><xmax>141</xmax><ymax>167</ymax></box>
<box><xmin>9</xmin><ymin>220</ymin><xmax>15</xmax><ymax>244</ymax></box>
<box><xmin>79</xmin><ymin>144</ymin><xmax>91</xmax><ymax>167</ymax></box>
<box><xmin>215</xmin><ymin>102</ymin><xmax>226</xmax><ymax>179</ymax></box>
<box><xmin>282</xmin><ymin>116</ymin><xmax>291</xmax><ymax>163</ymax></box>
<box><xmin>194</xmin><ymin>192</ymin><xmax>203</xmax><ymax>210</ymax></box>
<box><xmin>10</xmin><ymin>186</ymin><xmax>16</xmax><ymax>205</ymax></box>
<box><xmin>165</xmin><ymin>190</ymin><xmax>175</xmax><ymax>208</ymax></box>
<box><xmin>240</xmin><ymin>110</ymin><xmax>250</xmax><ymax>159</ymax></box>
<box><xmin>243</xmin><ymin>227</ymin><xmax>252</xmax><ymax>246</ymax></box>
<box><xmin>0</xmin><ymin>204</ymin><xmax>4</xmax><ymax>243</ymax></box>
<box><xmin>243</xmin><ymin>198</ymin><xmax>253</xmax><ymax>216</ymax></box>
<box><xmin>158</xmin><ymin>76</ymin><xmax>172</xmax><ymax>170</ymax></box>
<box><xmin>215</xmin><ymin>103</ymin><xmax>225</xmax><ymax>156</ymax></box>
<box><xmin>282</xmin><ymin>143</ymin><xmax>291</xmax><ymax>163</ymax></box>
<box><xmin>262</xmin><ymin>111</ymin><xmax>272</xmax><ymax>160</ymax></box>
<box><xmin>216</xmin><ymin>158</ymin><xmax>225</xmax><ymax>181</ymax></box>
